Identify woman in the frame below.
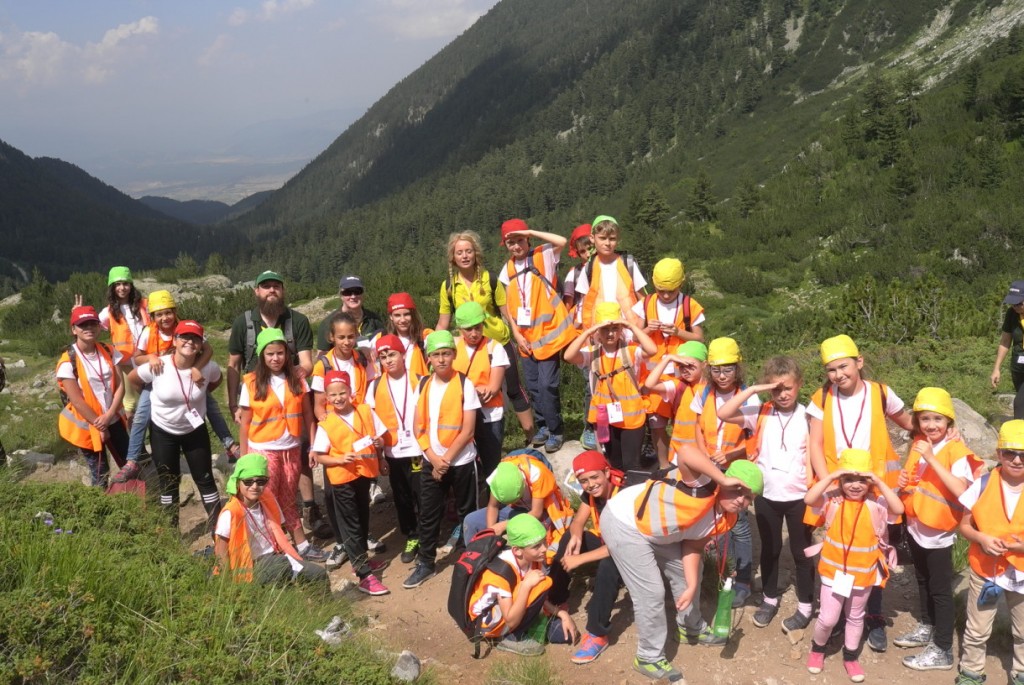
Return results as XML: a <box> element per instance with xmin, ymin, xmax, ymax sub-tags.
<box><xmin>991</xmin><ymin>279</ymin><xmax>1024</xmax><ymax>420</ymax></box>
<box><xmin>129</xmin><ymin>320</ymin><xmax>222</xmax><ymax>531</ymax></box>
<box><xmin>436</xmin><ymin>230</ymin><xmax>534</xmax><ymax>440</ymax></box>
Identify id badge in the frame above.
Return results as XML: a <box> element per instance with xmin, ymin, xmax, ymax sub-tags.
<box><xmin>831</xmin><ymin>570</ymin><xmax>855</xmax><ymax>598</ymax></box>
<box><xmin>606</xmin><ymin>402</ymin><xmax>624</xmax><ymax>424</ymax></box>
<box><xmin>517</xmin><ymin>307</ymin><xmax>533</xmax><ymax>326</ymax></box>
<box><xmin>352</xmin><ymin>436</ymin><xmax>373</xmax><ymax>452</ymax></box>
<box><xmin>397</xmin><ymin>429</ymin><xmax>415</xmax><ymax>450</ymax></box>
<box><xmin>185</xmin><ymin>408</ymin><xmax>205</xmax><ymax>429</ymax></box>
<box><xmin>1017</xmin><ymin>355</ymin><xmax>1024</xmax><ymax>365</ymax></box>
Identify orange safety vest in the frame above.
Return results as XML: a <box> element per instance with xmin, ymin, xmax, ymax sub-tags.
<box><xmin>370</xmin><ymin>373</ymin><xmax>417</xmax><ymax>449</ymax></box>
<box><xmin>587</xmin><ymin>472</ymin><xmax>624</xmax><ymax>540</ymax></box>
<box><xmin>580</xmin><ymin>257</ymin><xmax>638</xmax><ymax>329</ymax></box>
<box><xmin>587</xmin><ymin>343</ymin><xmax>648</xmax><ymax>430</ymax></box>
<box><xmin>817</xmin><ymin>498</ymin><xmax>889</xmax><ymax>589</ymax></box>
<box><xmin>57</xmin><ymin>344</ymin><xmax>124</xmax><ymax>452</ymax></box>
<box><xmin>142</xmin><ymin>323</ymin><xmax>175</xmax><ymax>357</ymax></box>
<box><xmin>642</xmin><ymin>294</ymin><xmax>695</xmax><ymax>364</ymax></box>
<box><xmin>468</xmin><ymin>555</ymin><xmax>552</xmax><ymax>639</ymax></box>
<box><xmin>697</xmin><ymin>386</ymin><xmax>750</xmax><ymax>455</ymax></box>
<box><xmin>314</xmin><ymin>350</ymin><xmax>368</xmax><ymax>404</ymax></box>
<box><xmin>414</xmin><ymin>372</ymin><xmax>469</xmax><ymax>453</ymax></box>
<box><xmin>744</xmin><ymin>403</ymin><xmax>775</xmax><ymax>461</ymax></box>
<box><xmin>108</xmin><ymin>299</ymin><xmax>150</xmax><ymax>359</ymax></box>
<box><xmin>812</xmin><ymin>382</ymin><xmax>901</xmax><ymax>487</ymax></box>
<box><xmin>633</xmin><ymin>468</ymin><xmax>721</xmax><ymax>538</ymax></box>
<box><xmin>217</xmin><ymin>491</ymin><xmax>300</xmax><ymax>583</ymax></box>
<box><xmin>453</xmin><ymin>337</ymin><xmax>503</xmax><ymax>410</ymax></box>
<box><xmin>967</xmin><ymin>468</ymin><xmax>1024</xmax><ymax>579</ymax></box>
<box><xmin>901</xmin><ymin>439</ymin><xmax>981</xmax><ymax>531</ymax></box>
<box><xmin>504</xmin><ymin>247</ymin><xmax>577</xmax><ymax>360</ymax></box>
<box><xmin>243</xmin><ymin>373</ymin><xmax>305</xmax><ymax>444</ymax></box>
<box><xmin>500</xmin><ymin>452</ymin><xmax>574</xmax><ymax>560</ymax></box>
<box><xmin>668</xmin><ymin>380</ymin><xmax>706</xmax><ymax>462</ymax></box>
<box><xmin>319</xmin><ymin>405</ymin><xmax>380</xmax><ymax>484</ymax></box>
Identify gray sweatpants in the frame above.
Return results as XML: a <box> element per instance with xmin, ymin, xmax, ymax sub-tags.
<box><xmin>601</xmin><ymin>511</ymin><xmax>705</xmax><ymax>663</ymax></box>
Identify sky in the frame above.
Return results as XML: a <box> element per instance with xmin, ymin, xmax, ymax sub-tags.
<box><xmin>0</xmin><ymin>0</ymin><xmax>500</xmax><ymax>201</ymax></box>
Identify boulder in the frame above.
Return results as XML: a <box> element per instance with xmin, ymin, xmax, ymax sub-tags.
<box><xmin>390</xmin><ymin>650</ymin><xmax>421</xmax><ymax>682</ymax></box>
<box><xmin>952</xmin><ymin>398</ymin><xmax>998</xmax><ymax>462</ymax></box>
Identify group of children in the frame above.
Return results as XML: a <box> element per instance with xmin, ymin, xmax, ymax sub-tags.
<box><xmin>52</xmin><ymin>219</ymin><xmax>1024</xmax><ymax>685</ymax></box>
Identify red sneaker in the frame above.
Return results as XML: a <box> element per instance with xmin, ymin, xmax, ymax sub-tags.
<box><xmin>807</xmin><ymin>651</ymin><xmax>825</xmax><ymax>674</ymax></box>
<box><xmin>358</xmin><ymin>574</ymin><xmax>390</xmax><ymax>596</ymax></box>
<box><xmin>844</xmin><ymin>660</ymin><xmax>865</xmax><ymax>682</ymax></box>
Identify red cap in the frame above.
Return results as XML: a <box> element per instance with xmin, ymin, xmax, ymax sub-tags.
<box><xmin>387</xmin><ymin>292</ymin><xmax>416</xmax><ymax>313</ymax></box>
<box><xmin>572</xmin><ymin>450</ymin><xmax>610</xmax><ymax>476</ymax></box>
<box><xmin>375</xmin><ymin>334</ymin><xmax>405</xmax><ymax>355</ymax></box>
<box><xmin>173</xmin><ymin>320</ymin><xmax>204</xmax><ymax>338</ymax></box>
<box><xmin>71</xmin><ymin>305</ymin><xmax>100</xmax><ymax>326</ymax></box>
<box><xmin>568</xmin><ymin>224</ymin><xmax>593</xmax><ymax>259</ymax></box>
<box><xmin>501</xmin><ymin>218</ymin><xmax>529</xmax><ymax>242</ymax></box>
<box><xmin>324</xmin><ymin>370</ymin><xmax>351</xmax><ymax>388</ymax></box>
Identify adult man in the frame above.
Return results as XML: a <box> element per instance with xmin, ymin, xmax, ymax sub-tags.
<box><xmin>226</xmin><ymin>270</ymin><xmax>325</xmax><ymax>537</ymax></box>
<box><xmin>316</xmin><ymin>275</ymin><xmax>385</xmax><ymax>352</ymax></box>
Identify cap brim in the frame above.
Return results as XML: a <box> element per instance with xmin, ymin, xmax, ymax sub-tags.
<box><xmin>1005</xmin><ymin>295</ymin><xmax>1024</xmax><ymax>305</ymax></box>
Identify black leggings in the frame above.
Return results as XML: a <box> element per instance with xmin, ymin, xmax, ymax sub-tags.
<box><xmin>502</xmin><ymin>341</ymin><xmax>530</xmax><ymax>413</ymax></box>
<box><xmin>753</xmin><ymin>496</ymin><xmax>815</xmax><ymax>603</ymax></box>
<box><xmin>908</xmin><ymin>534</ymin><xmax>955</xmax><ymax>651</ymax></box>
<box><xmin>603</xmin><ymin>425</ymin><xmax>646</xmax><ymax>481</ymax></box>
<box><xmin>149</xmin><ymin>423</ymin><xmax>221</xmax><ymax>531</ymax></box>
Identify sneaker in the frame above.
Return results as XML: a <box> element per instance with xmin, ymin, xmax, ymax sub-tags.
<box><xmin>893</xmin><ymin>622</ymin><xmax>933</xmax><ymax>648</ymax></box>
<box><xmin>632</xmin><ymin>657</ymin><xmax>685</xmax><ymax>682</ymax></box>
<box><xmin>902</xmin><ymin>643</ymin><xmax>953</xmax><ymax>671</ymax></box>
<box><xmin>357</xmin><ymin>573</ymin><xmax>390</xmax><ymax>596</ymax></box>
<box><xmin>865</xmin><ymin>614</ymin><xmax>887</xmax><ymax>652</ymax></box>
<box><xmin>303</xmin><ymin>503</ymin><xmax>333</xmax><ymax>540</ymax></box>
<box><xmin>751</xmin><ymin>601</ymin><xmax>779</xmax><ymax>628</ymax></box>
<box><xmin>370</xmin><ymin>482</ymin><xmax>386</xmax><ymax>505</ymax></box>
<box><xmin>324</xmin><ymin>545</ymin><xmax>348</xmax><ymax>570</ymax></box>
<box><xmin>225</xmin><ymin>443</ymin><xmax>240</xmax><ymax>463</ymax></box>
<box><xmin>681</xmin><ymin>623</ymin><xmax>726</xmax><ymax>647</ymax></box>
<box><xmin>731</xmin><ymin>582</ymin><xmax>751</xmax><ymax>609</ymax></box>
<box><xmin>402</xmin><ymin>563</ymin><xmax>436</xmax><ymax>589</ymax></box>
<box><xmin>953</xmin><ymin>668</ymin><xmax>987</xmax><ymax>685</ymax></box>
<box><xmin>641</xmin><ymin>440</ymin><xmax>657</xmax><ymax>463</ymax></box>
<box><xmin>531</xmin><ymin>426</ymin><xmax>550</xmax><ymax>447</ymax></box>
<box><xmin>401</xmin><ymin>538</ymin><xmax>419</xmax><ymax>564</ymax></box>
<box><xmin>496</xmin><ymin>635</ymin><xmax>545</xmax><ymax>657</ymax></box>
<box><xmin>545</xmin><ymin>434</ymin><xmax>564</xmax><ymax>453</ymax></box>
<box><xmin>366</xmin><ymin>536</ymin><xmax>386</xmax><ymax>553</ymax></box>
<box><xmin>439</xmin><ymin>525</ymin><xmax>462</xmax><ymax>556</ymax></box>
<box><xmin>367</xmin><ymin>558</ymin><xmax>389</xmax><ymax>574</ymax></box>
<box><xmin>844</xmin><ymin>659</ymin><xmax>865</xmax><ymax>682</ymax></box>
<box><xmin>301</xmin><ymin>544</ymin><xmax>330</xmax><ymax>562</ymax></box>
<box><xmin>581</xmin><ymin>426</ymin><xmax>598</xmax><ymax>450</ymax></box>
<box><xmin>570</xmin><ymin>632</ymin><xmax>609</xmax><ymax>664</ymax></box>
<box><xmin>782</xmin><ymin>610</ymin><xmax>813</xmax><ymax>633</ymax></box>
<box><xmin>111</xmin><ymin>460</ymin><xmax>140</xmax><ymax>484</ymax></box>
<box><xmin>806</xmin><ymin>650</ymin><xmax>825</xmax><ymax>674</ymax></box>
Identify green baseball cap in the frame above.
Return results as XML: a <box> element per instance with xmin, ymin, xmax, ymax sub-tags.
<box><xmin>256</xmin><ymin>327</ymin><xmax>287</xmax><ymax>357</ymax></box>
<box><xmin>425</xmin><ymin>330</ymin><xmax>456</xmax><ymax>354</ymax></box>
<box><xmin>227</xmin><ymin>454</ymin><xmax>269</xmax><ymax>495</ymax></box>
<box><xmin>506</xmin><ymin>513</ymin><xmax>547</xmax><ymax>548</ymax></box>
<box><xmin>675</xmin><ymin>341</ymin><xmax>708</xmax><ymax>361</ymax></box>
<box><xmin>490</xmin><ymin>462</ymin><xmax>526</xmax><ymax>504</ymax></box>
<box><xmin>107</xmin><ymin>266</ymin><xmax>133</xmax><ymax>286</ymax></box>
<box><xmin>255</xmin><ymin>270</ymin><xmax>284</xmax><ymax>286</ymax></box>
<box><xmin>724</xmin><ymin>460</ymin><xmax>763</xmax><ymax>496</ymax></box>
<box><xmin>455</xmin><ymin>301</ymin><xmax>486</xmax><ymax>329</ymax></box>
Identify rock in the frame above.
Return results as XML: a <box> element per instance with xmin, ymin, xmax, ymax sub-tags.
<box><xmin>21</xmin><ymin>452</ymin><xmax>56</xmax><ymax>467</ymax></box>
<box><xmin>540</xmin><ymin>439</ymin><xmax>586</xmax><ymax>498</ymax></box>
<box><xmin>11</xmin><ymin>359</ymin><xmax>25</xmax><ymax>369</ymax></box>
<box><xmin>952</xmin><ymin>398</ymin><xmax>999</xmax><ymax>460</ymax></box>
<box><xmin>391</xmin><ymin>650</ymin><xmax>421</xmax><ymax>682</ymax></box>
<box><xmin>31</xmin><ymin>379</ymin><xmax>44</xmax><ymax>389</ymax></box>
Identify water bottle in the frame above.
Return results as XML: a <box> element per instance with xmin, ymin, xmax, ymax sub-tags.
<box><xmin>712</xmin><ymin>577</ymin><xmax>735</xmax><ymax>640</ymax></box>
<box><xmin>596</xmin><ymin>404</ymin><xmax>611</xmax><ymax>444</ymax></box>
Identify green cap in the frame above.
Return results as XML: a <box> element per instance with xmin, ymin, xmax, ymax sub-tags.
<box><xmin>256</xmin><ymin>327</ymin><xmax>287</xmax><ymax>358</ymax></box>
<box><xmin>255</xmin><ymin>270</ymin><xmax>284</xmax><ymax>286</ymax></box>
<box><xmin>506</xmin><ymin>513</ymin><xmax>547</xmax><ymax>548</ymax></box>
<box><xmin>107</xmin><ymin>266</ymin><xmax>133</xmax><ymax>286</ymax></box>
<box><xmin>425</xmin><ymin>330</ymin><xmax>456</xmax><ymax>354</ymax></box>
<box><xmin>490</xmin><ymin>462</ymin><xmax>526</xmax><ymax>504</ymax></box>
<box><xmin>675</xmin><ymin>341</ymin><xmax>708</xmax><ymax>361</ymax></box>
<box><xmin>724</xmin><ymin>460</ymin><xmax>764</xmax><ymax>496</ymax></box>
<box><xmin>227</xmin><ymin>454</ymin><xmax>269</xmax><ymax>495</ymax></box>
<box><xmin>591</xmin><ymin>214</ymin><xmax>618</xmax><ymax>227</ymax></box>
<box><xmin>455</xmin><ymin>301</ymin><xmax>486</xmax><ymax>329</ymax></box>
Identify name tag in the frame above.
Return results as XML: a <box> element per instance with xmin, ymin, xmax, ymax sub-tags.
<box><xmin>185</xmin><ymin>408</ymin><xmax>205</xmax><ymax>429</ymax></box>
<box><xmin>831</xmin><ymin>570</ymin><xmax>855</xmax><ymax>598</ymax></box>
<box><xmin>606</xmin><ymin>402</ymin><xmax>624</xmax><ymax>424</ymax></box>
<box><xmin>517</xmin><ymin>307</ymin><xmax>533</xmax><ymax>326</ymax></box>
<box><xmin>397</xmin><ymin>429</ymin><xmax>415</xmax><ymax>450</ymax></box>
<box><xmin>1017</xmin><ymin>355</ymin><xmax>1024</xmax><ymax>365</ymax></box>
<box><xmin>353</xmin><ymin>436</ymin><xmax>373</xmax><ymax>452</ymax></box>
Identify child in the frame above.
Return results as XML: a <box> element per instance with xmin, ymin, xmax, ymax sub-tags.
<box><xmin>894</xmin><ymin>387</ymin><xmax>982</xmax><ymax>670</ymax></box>
<box><xmin>548</xmin><ymin>450</ymin><xmax>625</xmax><ymax>664</ymax></box>
<box><xmin>309</xmin><ymin>370</ymin><xmax>390</xmax><ymax>595</ymax></box>
<box><xmin>312</xmin><ymin>311</ymin><xmax>376</xmax><ymax>416</ymax></box>
<box><xmin>367</xmin><ymin>334</ymin><xmax>424</xmax><ymax>564</ymax></box>
<box><xmin>56</xmin><ymin>305</ymin><xmax>128</xmax><ymax>487</ymax></box>
<box><xmin>691</xmin><ymin>336</ymin><xmax>758</xmax><ymax>606</ymax></box>
<box><xmin>403</xmin><ymin>330</ymin><xmax>481</xmax><ymax>589</ymax></box>
<box><xmin>561</xmin><ymin>223</ymin><xmax>597</xmax><ymax>449</ymax></box>
<box><xmin>466</xmin><ymin>513</ymin><xmax>578</xmax><ymax>656</ymax></box>
<box><xmin>238</xmin><ymin>328</ymin><xmax>326</xmax><ymax>562</ymax></box>
<box><xmin>574</xmin><ymin>215</ymin><xmax>647</xmax><ymax>329</ymax></box>
<box><xmin>453</xmin><ymin>301</ymin><xmax>509</xmax><ymax>478</ymax></box>
<box><xmin>804</xmin><ymin>449</ymin><xmax>904</xmax><ymax>683</ymax></box>
<box><xmin>564</xmin><ymin>302</ymin><xmax>657</xmax><ymax>479</ymax></box>
<box><xmin>98</xmin><ymin>266</ymin><xmax>148</xmax><ymax>419</ymax></box>
<box><xmin>633</xmin><ymin>258</ymin><xmax>706</xmax><ymax>467</ymax></box>
<box><xmin>643</xmin><ymin>341</ymin><xmax>708</xmax><ymax>468</ymax></box>
<box><xmin>381</xmin><ymin>292</ymin><xmax>431</xmax><ymax>378</ymax></box>
<box><xmin>718</xmin><ymin>355</ymin><xmax>815</xmax><ymax>631</ymax></box>
<box><xmin>214</xmin><ymin>453</ymin><xmax>329</xmax><ymax>587</ymax></box>
<box><xmin>499</xmin><ymin>218</ymin><xmax>577</xmax><ymax>453</ymax></box>
<box><xmin>955</xmin><ymin>419</ymin><xmax>1024</xmax><ymax>685</ymax></box>
<box><xmin>807</xmin><ymin>334</ymin><xmax>913</xmax><ymax>651</ymax></box>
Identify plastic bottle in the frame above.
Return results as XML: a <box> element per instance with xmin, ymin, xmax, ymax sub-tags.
<box><xmin>712</xmin><ymin>577</ymin><xmax>734</xmax><ymax>639</ymax></box>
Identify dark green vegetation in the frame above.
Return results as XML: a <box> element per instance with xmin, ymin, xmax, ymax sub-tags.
<box><xmin>140</xmin><ymin>191</ymin><xmax>273</xmax><ymax>226</ymax></box>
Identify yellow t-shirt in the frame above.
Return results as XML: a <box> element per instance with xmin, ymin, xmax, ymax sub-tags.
<box><xmin>438</xmin><ymin>271</ymin><xmax>511</xmax><ymax>345</ymax></box>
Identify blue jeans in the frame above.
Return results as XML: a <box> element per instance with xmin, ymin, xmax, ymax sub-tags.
<box><xmin>126</xmin><ymin>386</ymin><xmax>152</xmax><ymax>462</ymax></box>
<box><xmin>462</xmin><ymin>504</ymin><xmax>528</xmax><ymax>545</ymax></box>
<box><xmin>205</xmin><ymin>394</ymin><xmax>235</xmax><ymax>449</ymax></box>
<box><xmin>521</xmin><ymin>354</ymin><xmax>563</xmax><ymax>436</ymax></box>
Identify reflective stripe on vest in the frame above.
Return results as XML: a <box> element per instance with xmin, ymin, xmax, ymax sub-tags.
<box><xmin>967</xmin><ymin>468</ymin><xmax>1024</xmax><ymax>578</ymax></box>
<box><xmin>56</xmin><ymin>345</ymin><xmax>120</xmax><ymax>452</ymax></box>
<box><xmin>814</xmin><ymin>382</ymin><xmax>901</xmax><ymax>488</ymax></box>
<box><xmin>587</xmin><ymin>343</ymin><xmax>647</xmax><ymax>430</ymax></box>
<box><xmin>901</xmin><ymin>440</ymin><xmax>979</xmax><ymax>531</ymax></box>
<box><xmin>634</xmin><ymin>468</ymin><xmax>717</xmax><ymax>539</ymax></box>
<box><xmin>504</xmin><ymin>247</ymin><xmax>577</xmax><ymax>360</ymax></box>
<box><xmin>414</xmin><ymin>373</ymin><xmax>466</xmax><ymax>453</ymax></box>
<box><xmin>454</xmin><ymin>338</ymin><xmax>502</xmax><ymax>409</ymax></box>
<box><xmin>580</xmin><ymin>257</ymin><xmax>637</xmax><ymax>330</ymax></box>
<box><xmin>371</xmin><ymin>374</ymin><xmax>417</xmax><ymax>447</ymax></box>
<box><xmin>217</xmin><ymin>491</ymin><xmax>300</xmax><ymax>583</ymax></box>
<box><xmin>817</xmin><ymin>499</ymin><xmax>886</xmax><ymax>588</ymax></box>
<box><xmin>244</xmin><ymin>374</ymin><xmax>305</xmax><ymax>444</ymax></box>
<box><xmin>108</xmin><ymin>299</ymin><xmax>150</xmax><ymax>357</ymax></box>
<box><xmin>698</xmin><ymin>387</ymin><xmax>748</xmax><ymax>452</ymax></box>
<box><xmin>321</xmin><ymin>405</ymin><xmax>380</xmax><ymax>485</ymax></box>
<box><xmin>644</xmin><ymin>293</ymin><xmax>687</xmax><ymax>364</ymax></box>
<box><xmin>669</xmin><ymin>382</ymin><xmax>704</xmax><ymax>463</ymax></box>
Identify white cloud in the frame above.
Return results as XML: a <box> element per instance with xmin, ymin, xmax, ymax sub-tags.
<box><xmin>228</xmin><ymin>8</ymin><xmax>250</xmax><ymax>26</ymax></box>
<box><xmin>228</xmin><ymin>0</ymin><xmax>314</xmax><ymax>25</ymax></box>
<box><xmin>370</xmin><ymin>0</ymin><xmax>484</xmax><ymax>40</ymax></box>
<box><xmin>198</xmin><ymin>34</ymin><xmax>232</xmax><ymax>67</ymax></box>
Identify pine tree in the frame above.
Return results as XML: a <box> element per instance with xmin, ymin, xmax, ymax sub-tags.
<box><xmin>686</xmin><ymin>169</ymin><xmax>717</xmax><ymax>223</ymax></box>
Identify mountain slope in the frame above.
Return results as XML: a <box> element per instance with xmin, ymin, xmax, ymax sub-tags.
<box><xmin>140</xmin><ymin>190</ymin><xmax>273</xmax><ymax>225</ymax></box>
<box><xmin>33</xmin><ymin>157</ymin><xmax>171</xmax><ymax>223</ymax></box>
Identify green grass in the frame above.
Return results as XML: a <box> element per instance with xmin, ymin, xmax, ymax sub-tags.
<box><xmin>486</xmin><ymin>653</ymin><xmax>560</xmax><ymax>685</ymax></box>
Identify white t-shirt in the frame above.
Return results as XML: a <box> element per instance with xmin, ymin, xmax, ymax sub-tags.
<box><xmin>574</xmin><ymin>257</ymin><xmax>648</xmax><ymax>300</ymax></box>
<box><xmin>690</xmin><ymin>387</ymin><xmax>761</xmax><ymax>452</ymax></box>
<box><xmin>469</xmin><ymin>341</ymin><xmax>510</xmax><ymax>424</ymax></box>
<box><xmin>425</xmin><ymin>375</ymin><xmax>481</xmax><ymax>467</ymax></box>
<box><xmin>100</xmin><ymin>305</ymin><xmax>147</xmax><ymax>365</ymax></box>
<box><xmin>563</xmin><ymin>265</ymin><xmax>582</xmax><ymax>302</ymax></box>
<box><xmin>498</xmin><ymin>244</ymin><xmax>559</xmax><ymax>312</ymax></box>
<box><xmin>740</xmin><ymin>403</ymin><xmax>809</xmax><ymax>502</ymax></box>
<box><xmin>958</xmin><ymin>475</ymin><xmax>1024</xmax><ymax>592</ymax></box>
<box><xmin>367</xmin><ymin>375</ymin><xmax>423</xmax><ymax>459</ymax></box>
<box><xmin>310</xmin><ymin>352</ymin><xmax>377</xmax><ymax>392</ymax></box>
<box><xmin>137</xmin><ymin>360</ymin><xmax>221</xmax><ymax>435</ymax></box>
<box><xmin>239</xmin><ymin>373</ymin><xmax>309</xmax><ymax>451</ymax></box>
<box><xmin>135</xmin><ymin>327</ymin><xmax>175</xmax><ymax>358</ymax></box>
<box><xmin>310</xmin><ymin>407</ymin><xmax>387</xmax><ymax>454</ymax></box>
<box><xmin>216</xmin><ymin>504</ymin><xmax>279</xmax><ymax>558</ymax></box>
<box><xmin>906</xmin><ymin>439</ymin><xmax>976</xmax><ymax>548</ymax></box>
<box><xmin>630</xmin><ymin>295</ymin><xmax>707</xmax><ymax>328</ymax></box>
<box><xmin>805</xmin><ymin>381</ymin><xmax>905</xmax><ymax>453</ymax></box>
<box><xmin>56</xmin><ymin>344</ymin><xmax>125</xmax><ymax>414</ymax></box>
<box><xmin>605</xmin><ymin>481</ymin><xmax>719</xmax><ymax>543</ymax></box>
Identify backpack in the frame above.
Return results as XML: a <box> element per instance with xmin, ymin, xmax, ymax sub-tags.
<box><xmin>508</xmin><ymin>251</ymin><xmax>561</xmax><ymax>296</ymax></box>
<box><xmin>58</xmin><ymin>343</ymin><xmax>116</xmax><ymax>406</ymax></box>
<box><xmin>588</xmin><ymin>343</ymin><xmax>642</xmax><ymax>399</ymax></box>
<box><xmin>448</xmin><ymin>529</ymin><xmax>520</xmax><ymax>658</ymax></box>
<box><xmin>504</xmin><ymin>447</ymin><xmax>554</xmax><ymax>473</ymax></box>
<box><xmin>445</xmin><ymin>272</ymin><xmax>499</xmax><ymax>314</ymax></box>
<box><xmin>243</xmin><ymin>310</ymin><xmax>296</xmax><ymax>372</ymax></box>
<box><xmin>583</xmin><ymin>252</ymin><xmax>640</xmax><ymax>292</ymax></box>
<box><xmin>643</xmin><ymin>293</ymin><xmax>692</xmax><ymax>331</ymax></box>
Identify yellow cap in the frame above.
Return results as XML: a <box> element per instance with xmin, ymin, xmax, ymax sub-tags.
<box><xmin>838</xmin><ymin>448</ymin><xmax>872</xmax><ymax>473</ymax></box>
<box><xmin>594</xmin><ymin>301</ymin><xmax>622</xmax><ymax>324</ymax></box>
<box><xmin>998</xmin><ymin>419</ymin><xmax>1024</xmax><ymax>450</ymax></box>
<box><xmin>148</xmin><ymin>290</ymin><xmax>177</xmax><ymax>313</ymax></box>
<box><xmin>820</xmin><ymin>334</ymin><xmax>859</xmax><ymax>364</ymax></box>
<box><xmin>652</xmin><ymin>258</ymin><xmax>685</xmax><ymax>290</ymax></box>
<box><xmin>913</xmin><ymin>387</ymin><xmax>955</xmax><ymax>421</ymax></box>
<box><xmin>706</xmin><ymin>337</ymin><xmax>741</xmax><ymax>366</ymax></box>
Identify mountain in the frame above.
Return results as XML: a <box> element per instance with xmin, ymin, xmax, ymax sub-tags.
<box><xmin>33</xmin><ymin>157</ymin><xmax>171</xmax><ymax>223</ymax></box>
<box><xmin>140</xmin><ymin>190</ymin><xmax>272</xmax><ymax>225</ymax></box>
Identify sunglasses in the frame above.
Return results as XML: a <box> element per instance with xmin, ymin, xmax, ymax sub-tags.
<box><xmin>999</xmin><ymin>450</ymin><xmax>1024</xmax><ymax>463</ymax></box>
<box><xmin>176</xmin><ymin>334</ymin><xmax>202</xmax><ymax>344</ymax></box>
<box><xmin>241</xmin><ymin>477</ymin><xmax>269</xmax><ymax>487</ymax></box>
<box><xmin>341</xmin><ymin>288</ymin><xmax>364</xmax><ymax>297</ymax></box>
<box><xmin>710</xmin><ymin>365</ymin><xmax>737</xmax><ymax>376</ymax></box>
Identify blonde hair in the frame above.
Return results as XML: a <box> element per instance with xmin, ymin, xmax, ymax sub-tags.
<box><xmin>592</xmin><ymin>219</ymin><xmax>619</xmax><ymax>237</ymax></box>
<box><xmin>446</xmin><ymin>230</ymin><xmax>486</xmax><ymax>292</ymax></box>
<box><xmin>760</xmin><ymin>356</ymin><xmax>803</xmax><ymax>384</ymax></box>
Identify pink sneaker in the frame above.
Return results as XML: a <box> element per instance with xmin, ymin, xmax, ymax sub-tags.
<box><xmin>367</xmin><ymin>558</ymin><xmax>389</xmax><ymax>574</ymax></box>
<box><xmin>844</xmin><ymin>660</ymin><xmax>865</xmax><ymax>682</ymax></box>
<box><xmin>807</xmin><ymin>651</ymin><xmax>825</xmax><ymax>674</ymax></box>
<box><xmin>358</xmin><ymin>574</ymin><xmax>390</xmax><ymax>596</ymax></box>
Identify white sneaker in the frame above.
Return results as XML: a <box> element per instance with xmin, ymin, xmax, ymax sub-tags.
<box><xmin>370</xmin><ymin>482</ymin><xmax>386</xmax><ymax>505</ymax></box>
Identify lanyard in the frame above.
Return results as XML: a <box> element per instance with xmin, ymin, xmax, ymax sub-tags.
<box><xmin>598</xmin><ymin>348</ymin><xmax>623</xmax><ymax>402</ymax></box>
<box><xmin>124</xmin><ymin>305</ymin><xmax>145</xmax><ymax>346</ymax></box>
<box><xmin>386</xmin><ymin>376</ymin><xmax>409</xmax><ymax>426</ymax></box>
<box><xmin>173</xmin><ymin>363</ymin><xmax>196</xmax><ymax>412</ymax></box>
<box><xmin>836</xmin><ymin>386</ymin><xmax>867</xmax><ymax>448</ymax></box>
<box><xmin>514</xmin><ymin>258</ymin><xmax>531</xmax><ymax>301</ymax></box>
<box><xmin>74</xmin><ymin>344</ymin><xmax>109</xmax><ymax>394</ymax></box>
<box><xmin>466</xmin><ymin>339</ymin><xmax>485</xmax><ymax>373</ymax></box>
<box><xmin>244</xmin><ymin>505</ymin><xmax>281</xmax><ymax>554</ymax></box>
<box><xmin>339</xmin><ymin>410</ymin><xmax>368</xmax><ymax>440</ymax></box>
<box><xmin>714</xmin><ymin>508</ymin><xmax>729</xmax><ymax>580</ymax></box>
<box><xmin>839</xmin><ymin>499</ymin><xmax>865</xmax><ymax>573</ymax></box>
<box><xmin>776</xmin><ymin>407</ymin><xmax>795</xmax><ymax>451</ymax></box>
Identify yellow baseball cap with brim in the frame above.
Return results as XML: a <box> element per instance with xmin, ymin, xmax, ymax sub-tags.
<box><xmin>998</xmin><ymin>419</ymin><xmax>1024</xmax><ymax>450</ymax></box>
<box><xmin>707</xmin><ymin>337</ymin><xmax>741</xmax><ymax>366</ymax></box>
<box><xmin>913</xmin><ymin>387</ymin><xmax>955</xmax><ymax>421</ymax></box>
<box><xmin>838</xmin><ymin>448</ymin><xmax>872</xmax><ymax>473</ymax></box>
<box><xmin>821</xmin><ymin>334</ymin><xmax>859</xmax><ymax>364</ymax></box>
<box><xmin>594</xmin><ymin>302</ymin><xmax>622</xmax><ymax>325</ymax></box>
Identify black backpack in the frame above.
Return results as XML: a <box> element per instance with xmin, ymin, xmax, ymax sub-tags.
<box><xmin>445</xmin><ymin>272</ymin><xmax>499</xmax><ymax>314</ymax></box>
<box><xmin>447</xmin><ymin>529</ymin><xmax>519</xmax><ymax>658</ymax></box>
